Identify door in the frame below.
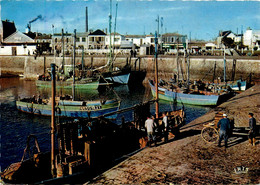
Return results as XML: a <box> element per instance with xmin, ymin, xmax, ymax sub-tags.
<box><xmin>12</xmin><ymin>47</ymin><xmax>17</xmax><ymax>56</ymax></box>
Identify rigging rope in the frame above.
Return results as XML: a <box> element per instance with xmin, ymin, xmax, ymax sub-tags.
<box><xmin>97</xmin><ymin>70</ymin><xmax>122</xmax><ymax>102</ymax></box>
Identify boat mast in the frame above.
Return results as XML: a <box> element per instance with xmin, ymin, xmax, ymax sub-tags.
<box><xmin>108</xmin><ymin>0</ymin><xmax>113</xmax><ymax>72</ymax></box>
<box><xmin>187</xmin><ymin>52</ymin><xmax>190</xmax><ymax>90</ymax></box>
<box><xmin>62</xmin><ymin>28</ymin><xmax>64</xmax><ymax>73</ymax></box>
<box><xmin>177</xmin><ymin>38</ymin><xmax>179</xmax><ymax>84</ymax></box>
<box><xmin>73</xmin><ymin>29</ymin><xmax>76</xmax><ymax>101</ymax></box>
<box><xmin>155</xmin><ymin>31</ymin><xmax>159</xmax><ymax>119</ymax></box>
<box><xmin>223</xmin><ymin>45</ymin><xmax>226</xmax><ymax>83</ymax></box>
<box><xmin>50</xmin><ymin>63</ymin><xmax>56</xmax><ymax>178</ymax></box>
<box><xmin>52</xmin><ymin>25</ymin><xmax>56</xmax><ymax>64</ymax></box>
<box><xmin>81</xmin><ymin>46</ymin><xmax>84</xmax><ymax>71</ymax></box>
<box><xmin>113</xmin><ymin>2</ymin><xmax>118</xmax><ymax>58</ymax></box>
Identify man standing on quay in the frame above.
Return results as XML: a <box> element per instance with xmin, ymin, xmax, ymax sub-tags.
<box><xmin>162</xmin><ymin>112</ymin><xmax>168</xmax><ymax>143</ymax></box>
<box><xmin>145</xmin><ymin>116</ymin><xmax>156</xmax><ymax>147</ymax></box>
<box><xmin>248</xmin><ymin>113</ymin><xmax>257</xmax><ymax>146</ymax></box>
<box><xmin>217</xmin><ymin>114</ymin><xmax>230</xmax><ymax>148</ymax></box>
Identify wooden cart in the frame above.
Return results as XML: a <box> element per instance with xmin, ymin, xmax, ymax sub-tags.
<box><xmin>201</xmin><ymin>112</ymin><xmax>224</xmax><ymax>143</ymax></box>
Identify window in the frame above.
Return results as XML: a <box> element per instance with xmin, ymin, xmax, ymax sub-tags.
<box><xmin>76</xmin><ymin>37</ymin><xmax>80</xmax><ymax>42</ymax></box>
<box><xmin>66</xmin><ymin>38</ymin><xmax>69</xmax><ymax>43</ymax></box>
<box><xmin>82</xmin><ymin>37</ymin><xmax>86</xmax><ymax>42</ymax></box>
<box><xmin>55</xmin><ymin>38</ymin><xmax>58</xmax><ymax>43</ymax></box>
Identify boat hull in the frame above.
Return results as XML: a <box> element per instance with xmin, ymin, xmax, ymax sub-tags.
<box><xmin>149</xmin><ymin>80</ymin><xmax>219</xmax><ymax>106</ymax></box>
<box><xmin>228</xmin><ymin>80</ymin><xmax>246</xmax><ymax>91</ymax></box>
<box><xmin>16</xmin><ymin>100</ymin><xmax>120</xmax><ymax>118</ymax></box>
<box><xmin>105</xmin><ymin>73</ymin><xmax>130</xmax><ymax>84</ymax></box>
<box><xmin>36</xmin><ymin>80</ymin><xmax>100</xmax><ymax>90</ymax></box>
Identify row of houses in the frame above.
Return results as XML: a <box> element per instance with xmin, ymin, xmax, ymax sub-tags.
<box><xmin>1</xmin><ymin>20</ymin><xmax>260</xmax><ymax>56</ymax></box>
<box><xmin>47</xmin><ymin>29</ymin><xmax>187</xmax><ymax>55</ymax></box>
<box><xmin>0</xmin><ymin>20</ymin><xmax>188</xmax><ymax>56</ymax></box>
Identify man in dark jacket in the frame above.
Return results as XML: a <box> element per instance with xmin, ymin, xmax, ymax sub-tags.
<box><xmin>248</xmin><ymin>113</ymin><xmax>257</xmax><ymax>146</ymax></box>
<box><xmin>217</xmin><ymin>114</ymin><xmax>230</xmax><ymax>148</ymax></box>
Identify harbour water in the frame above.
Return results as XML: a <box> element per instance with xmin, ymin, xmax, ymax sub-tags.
<box><xmin>0</xmin><ymin>77</ymin><xmax>211</xmax><ymax>171</ymax></box>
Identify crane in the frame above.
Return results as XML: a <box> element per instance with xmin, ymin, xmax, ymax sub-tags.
<box><xmin>26</xmin><ymin>15</ymin><xmax>42</xmax><ymax>33</ymax></box>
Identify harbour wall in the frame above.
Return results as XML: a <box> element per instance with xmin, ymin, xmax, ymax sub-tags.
<box><xmin>0</xmin><ymin>56</ymin><xmax>259</xmax><ymax>82</ymax></box>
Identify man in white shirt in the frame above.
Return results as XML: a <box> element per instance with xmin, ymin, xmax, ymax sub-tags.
<box><xmin>145</xmin><ymin>116</ymin><xmax>156</xmax><ymax>147</ymax></box>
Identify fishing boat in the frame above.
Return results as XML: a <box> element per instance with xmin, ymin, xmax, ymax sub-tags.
<box><xmin>18</xmin><ymin>61</ymin><xmax>120</xmax><ymax>118</ymax></box>
<box><xmin>92</xmin><ymin>2</ymin><xmax>132</xmax><ymax>85</ymax></box>
<box><xmin>16</xmin><ymin>96</ymin><xmax>120</xmax><ymax>118</ymax></box>
<box><xmin>36</xmin><ymin>77</ymin><xmax>101</xmax><ymax>90</ymax></box>
<box><xmin>149</xmin><ymin>79</ymin><xmax>223</xmax><ymax>106</ymax></box>
<box><xmin>102</xmin><ymin>66</ymin><xmax>131</xmax><ymax>85</ymax></box>
<box><xmin>36</xmin><ymin>64</ymin><xmax>110</xmax><ymax>90</ymax></box>
<box><xmin>221</xmin><ymin>45</ymin><xmax>246</xmax><ymax>91</ymax></box>
<box><xmin>227</xmin><ymin>80</ymin><xmax>246</xmax><ymax>91</ymax></box>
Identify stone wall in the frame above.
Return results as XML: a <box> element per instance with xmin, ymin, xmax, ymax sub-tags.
<box><xmin>0</xmin><ymin>56</ymin><xmax>259</xmax><ymax>83</ymax></box>
<box><xmin>142</xmin><ymin>57</ymin><xmax>260</xmax><ymax>83</ymax></box>
<box><xmin>0</xmin><ymin>56</ymin><xmax>25</xmax><ymax>76</ymax></box>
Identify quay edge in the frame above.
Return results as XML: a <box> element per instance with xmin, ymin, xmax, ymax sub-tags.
<box><xmin>0</xmin><ymin>56</ymin><xmax>259</xmax><ymax>83</ymax></box>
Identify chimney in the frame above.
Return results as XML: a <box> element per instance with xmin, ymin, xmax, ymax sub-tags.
<box><xmin>86</xmin><ymin>7</ymin><xmax>88</xmax><ymax>33</ymax></box>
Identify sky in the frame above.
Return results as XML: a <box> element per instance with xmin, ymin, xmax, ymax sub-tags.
<box><xmin>1</xmin><ymin>0</ymin><xmax>260</xmax><ymax>41</ymax></box>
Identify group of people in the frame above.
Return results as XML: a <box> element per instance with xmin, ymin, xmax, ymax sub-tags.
<box><xmin>31</xmin><ymin>95</ymin><xmax>42</xmax><ymax>104</ymax></box>
<box><xmin>145</xmin><ymin>112</ymin><xmax>169</xmax><ymax>147</ymax></box>
<box><xmin>217</xmin><ymin>112</ymin><xmax>257</xmax><ymax>148</ymax></box>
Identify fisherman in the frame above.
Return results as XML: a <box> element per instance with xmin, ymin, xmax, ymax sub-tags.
<box><xmin>134</xmin><ymin>50</ymin><xmax>137</xmax><ymax>57</ymax></box>
<box><xmin>145</xmin><ymin>115</ymin><xmax>156</xmax><ymax>147</ymax></box>
<box><xmin>31</xmin><ymin>95</ymin><xmax>37</xmax><ymax>104</ymax></box>
<box><xmin>130</xmin><ymin>49</ymin><xmax>133</xmax><ymax>57</ymax></box>
<box><xmin>248</xmin><ymin>113</ymin><xmax>257</xmax><ymax>146</ymax></box>
<box><xmin>162</xmin><ymin>112</ymin><xmax>168</xmax><ymax>143</ymax></box>
<box><xmin>173</xmin><ymin>73</ymin><xmax>177</xmax><ymax>83</ymax></box>
<box><xmin>217</xmin><ymin>113</ymin><xmax>230</xmax><ymax>148</ymax></box>
<box><xmin>37</xmin><ymin>95</ymin><xmax>42</xmax><ymax>104</ymax></box>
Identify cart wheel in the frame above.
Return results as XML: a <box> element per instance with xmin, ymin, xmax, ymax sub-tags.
<box><xmin>201</xmin><ymin>126</ymin><xmax>219</xmax><ymax>143</ymax></box>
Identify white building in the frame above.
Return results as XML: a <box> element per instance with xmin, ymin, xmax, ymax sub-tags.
<box><xmin>76</xmin><ymin>32</ymin><xmax>89</xmax><ymax>51</ymax></box>
<box><xmin>0</xmin><ymin>30</ymin><xmax>36</xmax><ymax>55</ymax></box>
<box><xmin>87</xmin><ymin>29</ymin><xmax>106</xmax><ymax>49</ymax></box>
<box><xmin>243</xmin><ymin>28</ymin><xmax>260</xmax><ymax>50</ymax></box>
<box><xmin>125</xmin><ymin>35</ymin><xmax>145</xmax><ymax>47</ymax></box>
<box><xmin>162</xmin><ymin>33</ymin><xmax>187</xmax><ymax>50</ymax></box>
<box><xmin>105</xmin><ymin>33</ymin><xmax>125</xmax><ymax>49</ymax></box>
<box><xmin>205</xmin><ymin>43</ymin><xmax>217</xmax><ymax>50</ymax></box>
<box><xmin>52</xmin><ymin>32</ymin><xmax>73</xmax><ymax>56</ymax></box>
